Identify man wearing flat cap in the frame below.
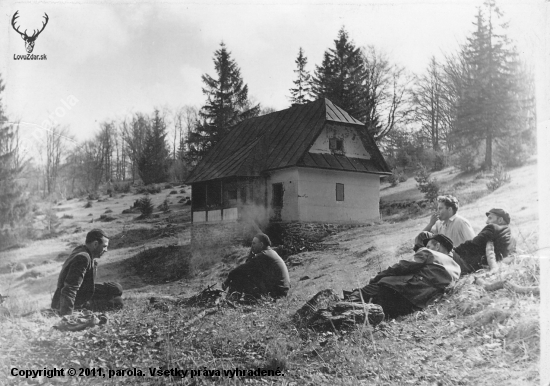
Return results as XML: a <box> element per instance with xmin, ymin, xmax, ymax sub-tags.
<box><xmin>451</xmin><ymin>208</ymin><xmax>513</xmax><ymax>274</ymax></box>
<box><xmin>345</xmin><ymin>233</ymin><xmax>460</xmax><ymax>318</ymax></box>
<box><xmin>51</xmin><ymin>229</ymin><xmax>123</xmax><ymax>316</ymax></box>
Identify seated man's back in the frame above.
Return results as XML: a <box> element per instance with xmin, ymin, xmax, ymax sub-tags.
<box><xmin>245</xmin><ymin>248</ymin><xmax>290</xmax><ymax>296</ymax></box>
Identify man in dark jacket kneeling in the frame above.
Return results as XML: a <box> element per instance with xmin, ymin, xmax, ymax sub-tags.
<box><xmin>223</xmin><ymin>233</ymin><xmax>290</xmax><ymax>299</ymax></box>
<box><xmin>51</xmin><ymin>229</ymin><xmax>123</xmax><ymax>316</ymax></box>
<box><xmin>346</xmin><ymin>234</ymin><xmax>460</xmax><ymax>319</ymax></box>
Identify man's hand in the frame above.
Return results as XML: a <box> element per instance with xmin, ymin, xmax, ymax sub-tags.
<box><xmin>428</xmin><ymin>213</ymin><xmax>439</xmax><ymax>226</ymax></box>
<box><xmin>422</xmin><ymin>213</ymin><xmax>439</xmax><ymax>232</ymax></box>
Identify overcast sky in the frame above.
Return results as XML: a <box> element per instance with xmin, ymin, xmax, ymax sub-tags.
<box><xmin>0</xmin><ymin>0</ymin><xmax>545</xmax><ymax>147</ymax></box>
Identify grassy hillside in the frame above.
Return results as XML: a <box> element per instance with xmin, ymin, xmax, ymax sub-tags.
<box><xmin>0</xmin><ymin>162</ymin><xmax>540</xmax><ymax>385</ymax></box>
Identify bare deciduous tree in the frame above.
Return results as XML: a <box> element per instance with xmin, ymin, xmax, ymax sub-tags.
<box><xmin>45</xmin><ymin>125</ymin><xmax>71</xmax><ymax>196</ymax></box>
<box><xmin>362</xmin><ymin>46</ymin><xmax>414</xmax><ymax>141</ymax></box>
<box><xmin>412</xmin><ymin>56</ymin><xmax>445</xmax><ymax>151</ymax></box>
<box><xmin>123</xmin><ymin>112</ymin><xmax>150</xmax><ymax>183</ymax></box>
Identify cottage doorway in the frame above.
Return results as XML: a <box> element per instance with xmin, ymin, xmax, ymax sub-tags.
<box><xmin>271</xmin><ymin>183</ymin><xmax>284</xmax><ymax>221</ymax></box>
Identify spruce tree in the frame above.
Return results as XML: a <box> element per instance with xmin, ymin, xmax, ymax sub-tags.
<box><xmin>455</xmin><ymin>0</ymin><xmax>526</xmax><ymax>169</ymax></box>
<box><xmin>311</xmin><ymin>27</ymin><xmax>367</xmax><ymax>120</ymax></box>
<box><xmin>289</xmin><ymin>47</ymin><xmax>312</xmax><ymax>104</ymax></box>
<box><xmin>187</xmin><ymin>42</ymin><xmax>259</xmax><ymax>161</ymax></box>
<box><xmin>138</xmin><ymin>110</ymin><xmax>170</xmax><ymax>184</ymax></box>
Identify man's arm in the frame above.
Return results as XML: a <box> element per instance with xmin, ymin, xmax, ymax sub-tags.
<box><xmin>370</xmin><ymin>251</ymin><xmax>431</xmax><ymax>283</ymax></box>
<box><xmin>458</xmin><ymin>218</ymin><xmax>476</xmax><ymax>242</ymax></box>
<box><xmin>58</xmin><ymin>255</ymin><xmax>89</xmax><ymax>315</ymax></box>
<box><xmin>422</xmin><ymin>213</ymin><xmax>439</xmax><ymax>232</ymax></box>
<box><xmin>486</xmin><ymin>241</ymin><xmax>498</xmax><ymax>271</ymax></box>
<box><xmin>223</xmin><ymin>255</ymin><xmax>266</xmax><ymax>288</ymax></box>
<box><xmin>456</xmin><ymin>224</ymin><xmax>496</xmax><ymax>253</ymax></box>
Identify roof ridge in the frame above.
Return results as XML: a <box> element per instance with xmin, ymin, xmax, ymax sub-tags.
<box><xmin>185</xmin><ymin>98</ymin><xmax>389</xmax><ymax>184</ymax></box>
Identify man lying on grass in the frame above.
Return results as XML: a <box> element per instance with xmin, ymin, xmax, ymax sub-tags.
<box><xmin>222</xmin><ymin>233</ymin><xmax>290</xmax><ymax>300</ymax></box>
<box><xmin>415</xmin><ymin>208</ymin><xmax>513</xmax><ymax>275</ymax></box>
<box><xmin>51</xmin><ymin>229</ymin><xmax>123</xmax><ymax>316</ymax></box>
<box><xmin>345</xmin><ymin>234</ymin><xmax>460</xmax><ymax>319</ymax></box>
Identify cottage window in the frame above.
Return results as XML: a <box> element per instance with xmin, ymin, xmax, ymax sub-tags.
<box><xmin>192</xmin><ymin>184</ymin><xmax>207</xmax><ymax>209</ymax></box>
<box><xmin>206</xmin><ymin>180</ymin><xmax>222</xmax><ymax>208</ymax></box>
<box><xmin>227</xmin><ymin>189</ymin><xmax>237</xmax><ymax>200</ymax></box>
<box><xmin>272</xmin><ymin>183</ymin><xmax>284</xmax><ymax>207</ymax></box>
<box><xmin>336</xmin><ymin>183</ymin><xmax>344</xmax><ymax>201</ymax></box>
<box><xmin>329</xmin><ymin>138</ymin><xmax>344</xmax><ymax>152</ymax></box>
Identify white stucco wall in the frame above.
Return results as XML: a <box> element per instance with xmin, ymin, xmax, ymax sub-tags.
<box><xmin>267</xmin><ymin>167</ymin><xmax>380</xmax><ymax>223</ymax></box>
<box><xmin>309</xmin><ymin>123</ymin><xmax>371</xmax><ymax>159</ymax></box>
<box><xmin>296</xmin><ymin>167</ymin><xmax>380</xmax><ymax>223</ymax></box>
<box><xmin>267</xmin><ymin>168</ymin><xmax>300</xmax><ymax>222</ymax></box>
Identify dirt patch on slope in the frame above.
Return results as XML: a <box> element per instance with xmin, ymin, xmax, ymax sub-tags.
<box><xmin>124</xmin><ymin>245</ymin><xmax>192</xmax><ymax>285</ymax></box>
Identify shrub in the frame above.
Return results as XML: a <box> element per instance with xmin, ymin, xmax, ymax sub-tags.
<box><xmin>452</xmin><ymin>181</ymin><xmax>467</xmax><ymax>190</ymax></box>
<box><xmin>84</xmin><ymin>201</ymin><xmax>93</xmax><ymax>208</ymax></box>
<box><xmin>415</xmin><ymin>165</ymin><xmax>440</xmax><ymax>201</ymax></box>
<box><xmin>387</xmin><ymin>167</ymin><xmax>407</xmax><ymax>187</ymax></box>
<box><xmin>432</xmin><ymin>151</ymin><xmax>447</xmax><ymax>171</ymax></box>
<box><xmin>487</xmin><ymin>164</ymin><xmax>511</xmax><ymax>192</ymax></box>
<box><xmin>387</xmin><ymin>170</ymin><xmax>400</xmax><ymax>187</ymax></box>
<box><xmin>99</xmin><ymin>214</ymin><xmax>116</xmax><ymax>222</ymax></box>
<box><xmin>137</xmin><ymin>184</ymin><xmax>162</xmax><ymax>195</ymax></box>
<box><xmin>113</xmin><ymin>181</ymin><xmax>131</xmax><ymax>193</ymax></box>
<box><xmin>453</xmin><ymin>146</ymin><xmax>484</xmax><ymax>173</ymax></box>
<box><xmin>43</xmin><ymin>209</ymin><xmax>61</xmax><ymax>232</ymax></box>
<box><xmin>158</xmin><ymin>199</ymin><xmax>170</xmax><ymax>213</ymax></box>
<box><xmin>138</xmin><ymin>196</ymin><xmax>154</xmax><ymax>217</ymax></box>
<box><xmin>87</xmin><ymin>192</ymin><xmax>99</xmax><ymax>201</ymax></box>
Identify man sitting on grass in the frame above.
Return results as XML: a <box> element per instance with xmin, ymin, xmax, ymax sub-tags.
<box><xmin>415</xmin><ymin>208</ymin><xmax>513</xmax><ymax>275</ymax></box>
<box><xmin>420</xmin><ymin>195</ymin><xmax>476</xmax><ymax>248</ymax></box>
<box><xmin>51</xmin><ymin>229</ymin><xmax>123</xmax><ymax>316</ymax></box>
<box><xmin>222</xmin><ymin>233</ymin><xmax>290</xmax><ymax>299</ymax></box>
<box><xmin>345</xmin><ymin>234</ymin><xmax>460</xmax><ymax>319</ymax></box>
<box><xmin>451</xmin><ymin>208</ymin><xmax>513</xmax><ymax>274</ymax></box>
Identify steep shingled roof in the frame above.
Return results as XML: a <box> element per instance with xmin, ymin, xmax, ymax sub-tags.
<box><xmin>185</xmin><ymin>98</ymin><xmax>391</xmax><ymax>184</ymax></box>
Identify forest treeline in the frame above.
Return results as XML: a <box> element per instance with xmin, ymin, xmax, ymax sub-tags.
<box><xmin>0</xmin><ymin>0</ymin><xmax>536</xmax><ymax>247</ymax></box>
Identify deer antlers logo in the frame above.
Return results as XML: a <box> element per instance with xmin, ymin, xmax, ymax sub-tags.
<box><xmin>11</xmin><ymin>11</ymin><xmax>49</xmax><ymax>54</ymax></box>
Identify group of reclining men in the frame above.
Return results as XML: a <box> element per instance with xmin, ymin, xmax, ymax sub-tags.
<box><xmin>51</xmin><ymin>195</ymin><xmax>512</xmax><ymax>320</ymax></box>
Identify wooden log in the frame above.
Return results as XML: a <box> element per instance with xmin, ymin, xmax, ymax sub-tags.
<box><xmin>474</xmin><ymin>277</ymin><xmax>505</xmax><ymax>291</ymax></box>
<box><xmin>182</xmin><ymin>307</ymin><xmax>218</xmax><ymax>328</ymax></box>
<box><xmin>504</xmin><ymin>282</ymin><xmax>540</xmax><ymax>295</ymax></box>
<box><xmin>293</xmin><ymin>290</ymin><xmax>385</xmax><ymax>331</ymax></box>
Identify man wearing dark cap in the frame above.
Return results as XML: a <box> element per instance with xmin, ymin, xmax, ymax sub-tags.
<box><xmin>51</xmin><ymin>229</ymin><xmax>123</xmax><ymax>316</ymax></box>
<box><xmin>222</xmin><ymin>233</ymin><xmax>290</xmax><ymax>299</ymax></box>
<box><xmin>451</xmin><ymin>208</ymin><xmax>513</xmax><ymax>274</ymax></box>
<box><xmin>345</xmin><ymin>234</ymin><xmax>460</xmax><ymax>318</ymax></box>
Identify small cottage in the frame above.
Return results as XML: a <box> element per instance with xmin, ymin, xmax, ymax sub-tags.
<box><xmin>185</xmin><ymin>98</ymin><xmax>391</xmax><ymax>230</ymax></box>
